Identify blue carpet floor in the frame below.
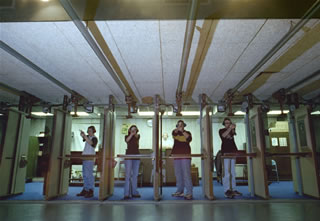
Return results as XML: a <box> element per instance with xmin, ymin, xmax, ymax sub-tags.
<box><xmin>5</xmin><ymin>181</ymin><xmax>312</xmax><ymax>201</ymax></box>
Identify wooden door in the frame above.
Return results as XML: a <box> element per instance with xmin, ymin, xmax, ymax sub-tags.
<box><xmin>45</xmin><ymin>109</ymin><xmax>72</xmax><ymax>200</ymax></box>
<box><xmin>248</xmin><ymin>106</ymin><xmax>269</xmax><ymax>199</ymax></box>
<box><xmin>99</xmin><ymin>108</ymin><xmax>116</xmax><ymax>200</ymax></box>
<box><xmin>295</xmin><ymin>106</ymin><xmax>320</xmax><ymax>198</ymax></box>
<box><xmin>201</xmin><ymin>105</ymin><xmax>214</xmax><ymax>200</ymax></box>
<box><xmin>153</xmin><ymin>106</ymin><xmax>160</xmax><ymax>201</ymax></box>
<box><xmin>0</xmin><ymin>109</ymin><xmax>30</xmax><ymax>197</ymax></box>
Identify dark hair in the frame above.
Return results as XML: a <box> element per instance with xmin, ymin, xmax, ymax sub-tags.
<box><xmin>176</xmin><ymin>120</ymin><xmax>187</xmax><ymax>128</ymax></box>
<box><xmin>222</xmin><ymin>117</ymin><xmax>231</xmax><ymax>126</ymax></box>
<box><xmin>87</xmin><ymin>126</ymin><xmax>96</xmax><ymax>133</ymax></box>
<box><xmin>128</xmin><ymin>125</ymin><xmax>139</xmax><ymax>135</ymax></box>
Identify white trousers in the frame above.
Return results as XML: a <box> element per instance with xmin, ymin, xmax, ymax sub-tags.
<box><xmin>223</xmin><ymin>158</ymin><xmax>236</xmax><ymax>193</ymax></box>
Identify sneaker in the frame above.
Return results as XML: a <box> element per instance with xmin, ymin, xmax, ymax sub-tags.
<box><xmin>184</xmin><ymin>194</ymin><xmax>193</xmax><ymax>200</ymax></box>
<box><xmin>76</xmin><ymin>189</ymin><xmax>87</xmax><ymax>197</ymax></box>
<box><xmin>84</xmin><ymin>189</ymin><xmax>94</xmax><ymax>198</ymax></box>
<box><xmin>171</xmin><ymin>192</ymin><xmax>184</xmax><ymax>197</ymax></box>
<box><xmin>132</xmin><ymin>194</ymin><xmax>141</xmax><ymax>198</ymax></box>
<box><xmin>224</xmin><ymin>190</ymin><xmax>234</xmax><ymax>199</ymax></box>
<box><xmin>232</xmin><ymin>190</ymin><xmax>242</xmax><ymax>196</ymax></box>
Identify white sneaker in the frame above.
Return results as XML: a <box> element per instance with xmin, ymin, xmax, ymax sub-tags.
<box><xmin>171</xmin><ymin>192</ymin><xmax>184</xmax><ymax>197</ymax></box>
<box><xmin>184</xmin><ymin>194</ymin><xmax>193</xmax><ymax>200</ymax></box>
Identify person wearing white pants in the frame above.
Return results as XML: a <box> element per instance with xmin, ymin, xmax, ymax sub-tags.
<box><xmin>223</xmin><ymin>158</ymin><xmax>236</xmax><ymax>194</ymax></box>
<box><xmin>124</xmin><ymin>159</ymin><xmax>140</xmax><ymax>198</ymax></box>
<box><xmin>219</xmin><ymin>118</ymin><xmax>242</xmax><ymax>198</ymax></box>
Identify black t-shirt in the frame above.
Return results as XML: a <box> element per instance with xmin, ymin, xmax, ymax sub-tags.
<box><xmin>219</xmin><ymin>128</ymin><xmax>237</xmax><ymax>154</ymax></box>
<box><xmin>82</xmin><ymin>136</ymin><xmax>98</xmax><ymax>147</ymax></box>
<box><xmin>171</xmin><ymin>130</ymin><xmax>192</xmax><ymax>155</ymax></box>
<box><xmin>125</xmin><ymin>134</ymin><xmax>140</xmax><ymax>155</ymax></box>
<box><xmin>91</xmin><ymin>137</ymin><xmax>98</xmax><ymax>148</ymax></box>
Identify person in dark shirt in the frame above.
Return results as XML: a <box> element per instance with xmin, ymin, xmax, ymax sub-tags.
<box><xmin>123</xmin><ymin>125</ymin><xmax>141</xmax><ymax>199</ymax></box>
<box><xmin>171</xmin><ymin>120</ymin><xmax>193</xmax><ymax>200</ymax></box>
<box><xmin>219</xmin><ymin>117</ymin><xmax>242</xmax><ymax>198</ymax></box>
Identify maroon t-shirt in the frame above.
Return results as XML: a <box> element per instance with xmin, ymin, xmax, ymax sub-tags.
<box><xmin>125</xmin><ymin>134</ymin><xmax>140</xmax><ymax>155</ymax></box>
<box><xmin>171</xmin><ymin>130</ymin><xmax>192</xmax><ymax>155</ymax></box>
<box><xmin>219</xmin><ymin>128</ymin><xmax>238</xmax><ymax>154</ymax></box>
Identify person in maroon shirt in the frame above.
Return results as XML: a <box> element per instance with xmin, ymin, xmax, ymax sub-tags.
<box><xmin>123</xmin><ymin>125</ymin><xmax>141</xmax><ymax>199</ymax></box>
<box><xmin>171</xmin><ymin>120</ymin><xmax>193</xmax><ymax>200</ymax></box>
<box><xmin>219</xmin><ymin>117</ymin><xmax>242</xmax><ymax>198</ymax></box>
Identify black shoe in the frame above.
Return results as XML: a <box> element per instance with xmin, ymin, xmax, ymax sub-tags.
<box><xmin>76</xmin><ymin>189</ymin><xmax>87</xmax><ymax>197</ymax></box>
<box><xmin>84</xmin><ymin>189</ymin><xmax>94</xmax><ymax>198</ymax></box>
<box><xmin>232</xmin><ymin>190</ymin><xmax>242</xmax><ymax>196</ymax></box>
<box><xmin>132</xmin><ymin>194</ymin><xmax>141</xmax><ymax>198</ymax></box>
<box><xmin>123</xmin><ymin>196</ymin><xmax>130</xmax><ymax>200</ymax></box>
<box><xmin>224</xmin><ymin>190</ymin><xmax>234</xmax><ymax>199</ymax></box>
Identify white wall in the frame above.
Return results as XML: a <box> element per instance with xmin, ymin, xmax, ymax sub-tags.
<box><xmin>28</xmin><ymin>118</ymin><xmax>102</xmax><ymax>151</ymax></box>
<box><xmin>212</xmin><ymin>117</ymin><xmax>247</xmax><ymax>155</ymax></box>
<box><xmin>28</xmin><ymin>116</ymin><xmax>249</xmax><ymax>178</ymax></box>
<box><xmin>27</xmin><ymin>114</ymin><xmax>294</xmax><ymax>179</ymax></box>
<box><xmin>114</xmin><ymin>117</ymin><xmax>248</xmax><ymax>178</ymax></box>
<box><xmin>115</xmin><ymin>118</ymin><xmax>201</xmax><ymax>153</ymax></box>
<box><xmin>114</xmin><ymin>118</ymin><xmax>202</xmax><ymax>177</ymax></box>
<box><xmin>29</xmin><ymin>119</ymin><xmax>46</xmax><ymax>137</ymax></box>
<box><xmin>212</xmin><ymin>117</ymin><xmax>247</xmax><ymax>177</ymax></box>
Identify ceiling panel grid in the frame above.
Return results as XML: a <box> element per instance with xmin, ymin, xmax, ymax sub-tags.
<box><xmin>0</xmin><ymin>22</ymin><xmax>125</xmax><ymax>104</ymax></box>
<box><xmin>96</xmin><ymin>21</ymin><xmax>143</xmax><ymax>101</ymax></box>
<box><xmin>0</xmin><ymin>50</ymin><xmax>67</xmax><ymax>103</ymax></box>
<box><xmin>182</xmin><ymin>19</ymin><xmax>204</xmax><ymax>93</ymax></box>
<box><xmin>189</xmin><ymin>19</ymin><xmax>266</xmax><ymax>102</ymax></box>
<box><xmin>160</xmin><ymin>20</ymin><xmax>187</xmax><ymax>103</ymax></box>
<box><xmin>237</xmin><ymin>19</ymin><xmax>318</xmax><ymax>93</ymax></box>
<box><xmin>254</xmin><ymin>56</ymin><xmax>320</xmax><ymax>100</ymax></box>
<box><xmin>105</xmin><ymin>20</ymin><xmax>164</xmax><ymax>100</ymax></box>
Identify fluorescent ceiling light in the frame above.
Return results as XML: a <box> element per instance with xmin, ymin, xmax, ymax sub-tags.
<box><xmin>311</xmin><ymin>111</ymin><xmax>320</xmax><ymax>115</ymax></box>
<box><xmin>181</xmin><ymin>111</ymin><xmax>200</xmax><ymax>116</ymax></box>
<box><xmin>31</xmin><ymin>112</ymin><xmax>54</xmax><ymax>116</ymax></box>
<box><xmin>212</xmin><ymin>109</ymin><xmax>217</xmax><ymax>115</ymax></box>
<box><xmin>234</xmin><ymin>111</ymin><xmax>246</xmax><ymax>115</ymax></box>
<box><xmin>267</xmin><ymin>110</ymin><xmax>289</xmax><ymax>115</ymax></box>
<box><xmin>137</xmin><ymin>110</ymin><xmax>172</xmax><ymax>116</ymax></box>
<box><xmin>0</xmin><ymin>113</ymin><xmax>3</xmax><ymax>116</ymax></box>
<box><xmin>137</xmin><ymin>111</ymin><xmax>195</xmax><ymax>116</ymax></box>
<box><xmin>137</xmin><ymin>110</ymin><xmax>154</xmax><ymax>116</ymax></box>
<box><xmin>70</xmin><ymin>112</ymin><xmax>89</xmax><ymax>116</ymax></box>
